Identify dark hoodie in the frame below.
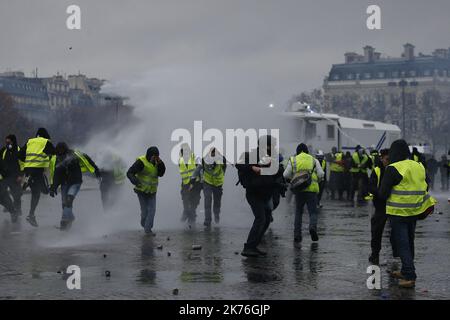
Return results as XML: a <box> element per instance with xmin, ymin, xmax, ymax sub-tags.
<box><xmin>127</xmin><ymin>147</ymin><xmax>166</xmax><ymax>191</ymax></box>
<box><xmin>0</xmin><ymin>134</ymin><xmax>22</xmax><ymax>178</ymax></box>
<box><xmin>378</xmin><ymin>139</ymin><xmax>421</xmax><ymax>201</ymax></box>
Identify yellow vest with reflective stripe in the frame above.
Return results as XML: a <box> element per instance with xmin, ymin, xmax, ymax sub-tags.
<box><xmin>2</xmin><ymin>147</ymin><xmax>24</xmax><ymax>172</ymax></box>
<box><xmin>386</xmin><ymin>160</ymin><xmax>437</xmax><ymax>217</ymax></box>
<box><xmin>179</xmin><ymin>154</ymin><xmax>197</xmax><ymax>185</ymax></box>
<box><xmin>203</xmin><ymin>163</ymin><xmax>224</xmax><ymax>187</ymax></box>
<box><xmin>290</xmin><ymin>153</ymin><xmax>319</xmax><ymax>193</ymax></box>
<box><xmin>74</xmin><ymin>150</ymin><xmax>96</xmax><ymax>174</ymax></box>
<box><xmin>350</xmin><ymin>152</ymin><xmax>368</xmax><ymax>173</ymax></box>
<box><xmin>135</xmin><ymin>156</ymin><xmax>159</xmax><ymax>194</ymax></box>
<box><xmin>330</xmin><ymin>152</ymin><xmax>344</xmax><ymax>172</ymax></box>
<box><xmin>24</xmin><ymin>137</ymin><xmax>50</xmax><ymax>168</ymax></box>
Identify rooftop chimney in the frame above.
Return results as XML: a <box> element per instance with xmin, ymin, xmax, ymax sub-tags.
<box><xmin>403</xmin><ymin>43</ymin><xmax>415</xmax><ymax>61</ymax></box>
<box><xmin>363</xmin><ymin>46</ymin><xmax>375</xmax><ymax>63</ymax></box>
<box><xmin>374</xmin><ymin>52</ymin><xmax>381</xmax><ymax>61</ymax></box>
<box><xmin>433</xmin><ymin>48</ymin><xmax>448</xmax><ymax>59</ymax></box>
<box><xmin>344</xmin><ymin>52</ymin><xmax>359</xmax><ymax>64</ymax></box>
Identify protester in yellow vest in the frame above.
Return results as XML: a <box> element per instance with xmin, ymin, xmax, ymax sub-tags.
<box><xmin>190</xmin><ymin>147</ymin><xmax>226</xmax><ymax>227</ymax></box>
<box><xmin>99</xmin><ymin>151</ymin><xmax>127</xmax><ymax>212</ymax></box>
<box><xmin>49</xmin><ymin>142</ymin><xmax>100</xmax><ymax>230</ymax></box>
<box><xmin>367</xmin><ymin>149</ymin><xmax>397</xmax><ymax>266</ymax></box>
<box><xmin>315</xmin><ymin>150</ymin><xmax>326</xmax><ymax>208</ymax></box>
<box><xmin>0</xmin><ymin>134</ymin><xmax>24</xmax><ymax>216</ymax></box>
<box><xmin>178</xmin><ymin>143</ymin><xmax>202</xmax><ymax>225</ymax></box>
<box><xmin>18</xmin><ymin>128</ymin><xmax>56</xmax><ymax>227</ymax></box>
<box><xmin>127</xmin><ymin>146</ymin><xmax>166</xmax><ymax>235</ymax></box>
<box><xmin>379</xmin><ymin>140</ymin><xmax>437</xmax><ymax>288</ymax></box>
<box><xmin>328</xmin><ymin>146</ymin><xmax>345</xmax><ymax>200</ymax></box>
<box><xmin>350</xmin><ymin>145</ymin><xmax>370</xmax><ymax>204</ymax></box>
<box><xmin>283</xmin><ymin>143</ymin><xmax>324</xmax><ymax>244</ymax></box>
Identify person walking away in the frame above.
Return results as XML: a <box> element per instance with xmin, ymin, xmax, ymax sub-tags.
<box><xmin>440</xmin><ymin>155</ymin><xmax>449</xmax><ymax>191</ymax></box>
<box><xmin>284</xmin><ymin>143</ymin><xmax>324</xmax><ymax>244</ymax></box>
<box><xmin>179</xmin><ymin>144</ymin><xmax>202</xmax><ymax>225</ymax></box>
<box><xmin>236</xmin><ymin>135</ymin><xmax>282</xmax><ymax>257</ymax></box>
<box><xmin>191</xmin><ymin>147</ymin><xmax>226</xmax><ymax>227</ymax></box>
<box><xmin>343</xmin><ymin>151</ymin><xmax>352</xmax><ymax>200</ymax></box>
<box><xmin>379</xmin><ymin>140</ymin><xmax>437</xmax><ymax>288</ymax></box>
<box><xmin>18</xmin><ymin>128</ymin><xmax>55</xmax><ymax>227</ymax></box>
<box><xmin>316</xmin><ymin>150</ymin><xmax>326</xmax><ymax>208</ymax></box>
<box><xmin>0</xmin><ymin>161</ymin><xmax>18</xmax><ymax>222</ymax></box>
<box><xmin>328</xmin><ymin>147</ymin><xmax>345</xmax><ymax>200</ymax></box>
<box><xmin>368</xmin><ymin>149</ymin><xmax>396</xmax><ymax>265</ymax></box>
<box><xmin>426</xmin><ymin>155</ymin><xmax>439</xmax><ymax>191</ymax></box>
<box><xmin>99</xmin><ymin>151</ymin><xmax>127</xmax><ymax>212</ymax></box>
<box><xmin>0</xmin><ymin>134</ymin><xmax>24</xmax><ymax>215</ymax></box>
<box><xmin>49</xmin><ymin>143</ymin><xmax>91</xmax><ymax>230</ymax></box>
<box><xmin>127</xmin><ymin>147</ymin><xmax>165</xmax><ymax>235</ymax></box>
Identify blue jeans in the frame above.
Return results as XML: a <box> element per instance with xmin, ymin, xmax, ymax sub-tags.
<box><xmin>389</xmin><ymin>215</ymin><xmax>417</xmax><ymax>280</ymax></box>
<box><xmin>61</xmin><ymin>184</ymin><xmax>81</xmax><ymax>221</ymax></box>
<box><xmin>294</xmin><ymin>192</ymin><xmax>318</xmax><ymax>238</ymax></box>
<box><xmin>137</xmin><ymin>192</ymin><xmax>156</xmax><ymax>233</ymax></box>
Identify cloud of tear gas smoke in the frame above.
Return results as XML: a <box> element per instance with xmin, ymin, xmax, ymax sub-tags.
<box><xmin>45</xmin><ymin>62</ymin><xmax>300</xmax><ymax>243</ymax></box>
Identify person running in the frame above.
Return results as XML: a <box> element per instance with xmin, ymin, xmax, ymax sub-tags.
<box><xmin>127</xmin><ymin>147</ymin><xmax>166</xmax><ymax>235</ymax></box>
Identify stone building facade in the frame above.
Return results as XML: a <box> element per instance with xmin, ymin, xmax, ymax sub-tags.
<box><xmin>323</xmin><ymin>44</ymin><xmax>450</xmax><ymax>151</ymax></box>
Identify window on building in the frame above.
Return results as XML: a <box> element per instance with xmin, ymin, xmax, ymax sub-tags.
<box><xmin>327</xmin><ymin>125</ymin><xmax>335</xmax><ymax>140</ymax></box>
<box><xmin>305</xmin><ymin>122</ymin><xmax>317</xmax><ymax>140</ymax></box>
<box><xmin>347</xmin><ymin>74</ymin><xmax>354</xmax><ymax>80</ymax></box>
<box><xmin>364</xmin><ymin>73</ymin><xmax>371</xmax><ymax>79</ymax></box>
<box><xmin>333</xmin><ymin>74</ymin><xmax>340</xmax><ymax>80</ymax></box>
<box><xmin>378</xmin><ymin>72</ymin><xmax>385</xmax><ymax>78</ymax></box>
<box><xmin>410</xmin><ymin>119</ymin><xmax>418</xmax><ymax>133</ymax></box>
<box><xmin>424</xmin><ymin>69</ymin><xmax>432</xmax><ymax>77</ymax></box>
<box><xmin>409</xmin><ymin>70</ymin><xmax>416</xmax><ymax>77</ymax></box>
<box><xmin>392</xmin><ymin>71</ymin><xmax>399</xmax><ymax>78</ymax></box>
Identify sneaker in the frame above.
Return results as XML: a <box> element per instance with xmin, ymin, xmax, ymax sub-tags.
<box><xmin>318</xmin><ymin>203</ymin><xmax>323</xmax><ymax>209</ymax></box>
<box><xmin>390</xmin><ymin>270</ymin><xmax>405</xmax><ymax>279</ymax></box>
<box><xmin>203</xmin><ymin>221</ymin><xmax>211</xmax><ymax>227</ymax></box>
<box><xmin>26</xmin><ymin>215</ymin><xmax>38</xmax><ymax>227</ymax></box>
<box><xmin>294</xmin><ymin>236</ymin><xmax>302</xmax><ymax>243</ymax></box>
<box><xmin>180</xmin><ymin>214</ymin><xmax>188</xmax><ymax>222</ymax></box>
<box><xmin>60</xmin><ymin>220</ymin><xmax>68</xmax><ymax>230</ymax></box>
<box><xmin>241</xmin><ymin>247</ymin><xmax>260</xmax><ymax>258</ymax></box>
<box><xmin>144</xmin><ymin>230</ymin><xmax>156</xmax><ymax>237</ymax></box>
<box><xmin>309</xmin><ymin>229</ymin><xmax>319</xmax><ymax>242</ymax></box>
<box><xmin>398</xmin><ymin>279</ymin><xmax>416</xmax><ymax>288</ymax></box>
<box><xmin>214</xmin><ymin>215</ymin><xmax>220</xmax><ymax>224</ymax></box>
<box><xmin>369</xmin><ymin>254</ymin><xmax>380</xmax><ymax>265</ymax></box>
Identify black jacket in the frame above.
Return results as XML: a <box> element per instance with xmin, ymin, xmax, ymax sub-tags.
<box><xmin>236</xmin><ymin>148</ymin><xmax>283</xmax><ymax>199</ymax></box>
<box><xmin>0</xmin><ymin>146</ymin><xmax>22</xmax><ymax>178</ymax></box>
<box><xmin>127</xmin><ymin>157</ymin><xmax>166</xmax><ymax>187</ymax></box>
<box><xmin>52</xmin><ymin>151</ymin><xmax>83</xmax><ymax>189</ymax></box>
<box><xmin>368</xmin><ymin>165</ymin><xmax>386</xmax><ymax>211</ymax></box>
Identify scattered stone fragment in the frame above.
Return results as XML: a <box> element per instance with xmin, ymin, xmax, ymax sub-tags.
<box><xmin>438</xmin><ymin>212</ymin><xmax>443</xmax><ymax>215</ymax></box>
<box><xmin>172</xmin><ymin>288</ymin><xmax>179</xmax><ymax>295</ymax></box>
<box><xmin>234</xmin><ymin>251</ymin><xmax>239</xmax><ymax>255</ymax></box>
<box><xmin>167</xmin><ymin>237</ymin><xmax>170</xmax><ymax>241</ymax></box>
<box><xmin>157</xmin><ymin>245</ymin><xmax>163</xmax><ymax>250</ymax></box>
<box><xmin>105</xmin><ymin>270</ymin><xmax>111</xmax><ymax>277</ymax></box>
<box><xmin>192</xmin><ymin>245</ymin><xmax>202</xmax><ymax>250</ymax></box>
<box><xmin>103</xmin><ymin>254</ymin><xmax>107</xmax><ymax>258</ymax></box>
<box><xmin>167</xmin><ymin>252</ymin><xmax>171</xmax><ymax>257</ymax></box>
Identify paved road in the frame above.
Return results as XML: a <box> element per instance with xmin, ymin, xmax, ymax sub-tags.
<box><xmin>0</xmin><ymin>187</ymin><xmax>449</xmax><ymax>300</ymax></box>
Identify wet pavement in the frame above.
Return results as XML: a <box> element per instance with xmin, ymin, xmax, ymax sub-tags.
<box><xmin>0</xmin><ymin>187</ymin><xmax>449</xmax><ymax>300</ymax></box>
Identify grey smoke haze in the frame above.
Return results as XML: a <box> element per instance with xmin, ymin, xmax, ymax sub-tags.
<box><xmin>2</xmin><ymin>0</ymin><xmax>450</xmax><ymax>241</ymax></box>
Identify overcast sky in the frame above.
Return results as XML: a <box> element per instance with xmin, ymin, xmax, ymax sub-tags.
<box><xmin>1</xmin><ymin>0</ymin><xmax>450</xmax><ymax>109</ymax></box>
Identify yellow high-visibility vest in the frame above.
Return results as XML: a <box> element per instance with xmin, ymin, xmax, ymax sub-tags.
<box><xmin>203</xmin><ymin>163</ymin><xmax>225</xmax><ymax>187</ymax></box>
<box><xmin>24</xmin><ymin>137</ymin><xmax>50</xmax><ymax>168</ymax></box>
<box><xmin>179</xmin><ymin>154</ymin><xmax>198</xmax><ymax>185</ymax></box>
<box><xmin>350</xmin><ymin>152</ymin><xmax>368</xmax><ymax>173</ymax></box>
<box><xmin>290</xmin><ymin>152</ymin><xmax>319</xmax><ymax>193</ymax></box>
<box><xmin>330</xmin><ymin>152</ymin><xmax>344</xmax><ymax>172</ymax></box>
<box><xmin>134</xmin><ymin>155</ymin><xmax>159</xmax><ymax>194</ymax></box>
<box><xmin>386</xmin><ymin>160</ymin><xmax>437</xmax><ymax>217</ymax></box>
